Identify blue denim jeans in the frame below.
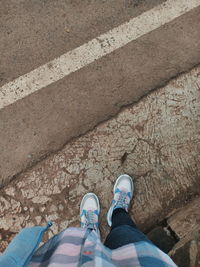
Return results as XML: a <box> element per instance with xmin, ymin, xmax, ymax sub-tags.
<box><xmin>104</xmin><ymin>208</ymin><xmax>152</xmax><ymax>249</ymax></box>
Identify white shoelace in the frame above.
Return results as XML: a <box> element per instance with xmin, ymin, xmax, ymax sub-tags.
<box><xmin>115</xmin><ymin>191</ymin><xmax>129</xmax><ymax>210</ymax></box>
<box><xmin>84</xmin><ymin>210</ymin><xmax>96</xmax><ymax>229</ymax></box>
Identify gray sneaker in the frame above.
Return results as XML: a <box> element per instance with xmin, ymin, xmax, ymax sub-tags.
<box><xmin>107</xmin><ymin>174</ymin><xmax>134</xmax><ymax>226</ymax></box>
<box><xmin>80</xmin><ymin>193</ymin><xmax>100</xmax><ymax>231</ymax></box>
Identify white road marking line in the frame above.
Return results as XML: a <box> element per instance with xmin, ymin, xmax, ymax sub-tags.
<box><xmin>0</xmin><ymin>0</ymin><xmax>199</xmax><ymax>109</ymax></box>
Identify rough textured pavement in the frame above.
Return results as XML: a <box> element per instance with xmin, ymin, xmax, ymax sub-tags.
<box><xmin>1</xmin><ymin>66</ymin><xmax>199</xmax><ymax>252</ymax></box>
<box><xmin>0</xmin><ymin>0</ymin><xmax>200</xmax><ymax>187</ymax></box>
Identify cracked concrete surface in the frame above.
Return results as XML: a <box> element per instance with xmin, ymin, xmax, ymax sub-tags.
<box><xmin>0</xmin><ymin>66</ymin><xmax>200</xmax><ymax>251</ymax></box>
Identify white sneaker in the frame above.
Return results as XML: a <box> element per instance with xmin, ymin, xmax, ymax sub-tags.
<box><xmin>80</xmin><ymin>193</ymin><xmax>100</xmax><ymax>231</ymax></box>
<box><xmin>107</xmin><ymin>174</ymin><xmax>134</xmax><ymax>226</ymax></box>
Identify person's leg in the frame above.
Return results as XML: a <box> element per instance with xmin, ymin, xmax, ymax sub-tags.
<box><xmin>105</xmin><ymin>208</ymin><xmax>152</xmax><ymax>249</ymax></box>
<box><xmin>105</xmin><ymin>174</ymin><xmax>152</xmax><ymax>249</ymax></box>
<box><xmin>110</xmin><ymin>208</ymin><xmax>137</xmax><ymax>230</ymax></box>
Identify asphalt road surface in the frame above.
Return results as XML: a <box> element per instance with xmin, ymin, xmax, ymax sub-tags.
<box><xmin>0</xmin><ymin>0</ymin><xmax>200</xmax><ymax>187</ymax></box>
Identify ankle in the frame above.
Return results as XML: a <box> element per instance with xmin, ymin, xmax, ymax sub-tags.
<box><xmin>113</xmin><ymin>207</ymin><xmax>128</xmax><ymax>216</ymax></box>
